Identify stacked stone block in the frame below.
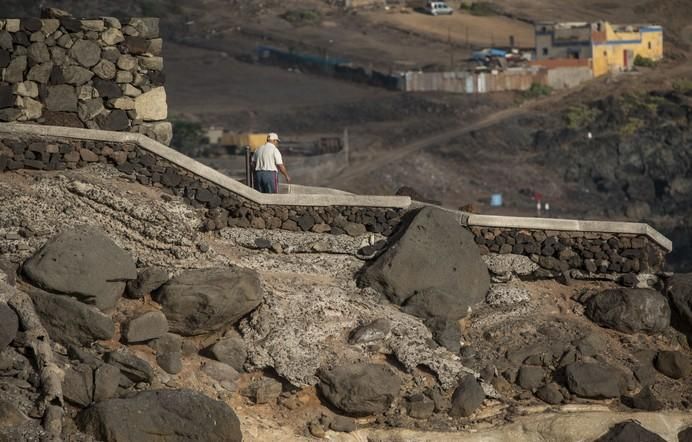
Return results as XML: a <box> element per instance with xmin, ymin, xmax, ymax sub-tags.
<box><xmin>0</xmin><ymin>16</ymin><xmax>170</xmax><ymax>144</ymax></box>
<box><xmin>471</xmin><ymin>227</ymin><xmax>666</xmax><ymax>275</ymax></box>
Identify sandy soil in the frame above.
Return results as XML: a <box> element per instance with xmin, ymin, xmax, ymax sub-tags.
<box><xmin>362</xmin><ymin>9</ymin><xmax>535</xmax><ymax>49</ymax></box>
<box><xmin>165</xmin><ymin>42</ymin><xmax>390</xmax><ymax>117</ymax></box>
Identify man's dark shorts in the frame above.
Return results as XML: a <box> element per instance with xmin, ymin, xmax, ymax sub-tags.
<box><xmin>255</xmin><ymin>170</ymin><xmax>278</xmax><ymax>193</ymax></box>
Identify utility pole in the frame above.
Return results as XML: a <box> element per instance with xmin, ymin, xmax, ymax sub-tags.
<box><xmin>448</xmin><ymin>27</ymin><xmax>453</xmax><ymax>70</ymax></box>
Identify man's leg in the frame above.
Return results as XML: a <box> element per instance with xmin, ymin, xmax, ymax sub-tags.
<box><xmin>256</xmin><ymin>171</ymin><xmax>269</xmax><ymax>193</ymax></box>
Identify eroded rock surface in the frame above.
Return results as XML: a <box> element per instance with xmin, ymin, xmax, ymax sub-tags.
<box><xmin>155</xmin><ymin>267</ymin><xmax>262</xmax><ymax>336</ymax></box>
<box><xmin>318</xmin><ymin>363</ymin><xmax>401</xmax><ymax>416</ymax></box>
<box><xmin>76</xmin><ymin>389</ymin><xmax>242</xmax><ymax>442</ymax></box>
<box><xmin>363</xmin><ymin>207</ymin><xmax>489</xmax><ymax>312</ymax></box>
<box><xmin>23</xmin><ymin>226</ymin><xmax>136</xmax><ymax>310</ymax></box>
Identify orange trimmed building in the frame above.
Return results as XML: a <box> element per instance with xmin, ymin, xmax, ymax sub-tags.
<box><xmin>533</xmin><ymin>21</ymin><xmax>663</xmax><ymax>77</ymax></box>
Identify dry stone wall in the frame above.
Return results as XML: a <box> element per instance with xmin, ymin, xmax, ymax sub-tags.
<box><xmin>0</xmin><ymin>134</ymin><xmax>404</xmax><ymax>237</ymax></box>
<box><xmin>471</xmin><ymin>226</ymin><xmax>667</xmax><ymax>278</ymax></box>
<box><xmin>0</xmin><ymin>132</ymin><xmax>668</xmax><ymax>276</ymax></box>
<box><xmin>0</xmin><ymin>16</ymin><xmax>170</xmax><ymax>144</ymax></box>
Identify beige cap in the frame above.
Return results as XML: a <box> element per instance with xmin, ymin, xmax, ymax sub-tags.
<box><xmin>267</xmin><ymin>132</ymin><xmax>280</xmax><ymax>141</ymax></box>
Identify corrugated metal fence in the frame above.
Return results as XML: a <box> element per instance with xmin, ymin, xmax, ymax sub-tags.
<box><xmin>402</xmin><ymin>67</ymin><xmax>548</xmax><ymax>93</ymax></box>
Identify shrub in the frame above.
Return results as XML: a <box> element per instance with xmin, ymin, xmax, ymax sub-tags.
<box><xmin>672</xmin><ymin>79</ymin><xmax>692</xmax><ymax>93</ymax></box>
<box><xmin>620</xmin><ymin>117</ymin><xmax>645</xmax><ymax>136</ymax></box>
<box><xmin>565</xmin><ymin>105</ymin><xmax>601</xmax><ymax>129</ymax></box>
<box><xmin>522</xmin><ymin>83</ymin><xmax>552</xmax><ymax>99</ymax></box>
<box><xmin>171</xmin><ymin>119</ymin><xmax>205</xmax><ymax>155</ymax></box>
<box><xmin>460</xmin><ymin>1</ymin><xmax>501</xmax><ymax>16</ymax></box>
<box><xmin>633</xmin><ymin>55</ymin><xmax>656</xmax><ymax>68</ymax></box>
<box><xmin>281</xmin><ymin>9</ymin><xmax>321</xmax><ymax>27</ymax></box>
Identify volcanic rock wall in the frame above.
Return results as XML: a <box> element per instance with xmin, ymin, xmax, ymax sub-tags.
<box><xmin>471</xmin><ymin>227</ymin><xmax>667</xmax><ymax>278</ymax></box>
<box><xmin>0</xmin><ymin>16</ymin><xmax>170</xmax><ymax>144</ymax></box>
<box><xmin>0</xmin><ymin>134</ymin><xmax>404</xmax><ymax>237</ymax></box>
<box><xmin>0</xmin><ymin>132</ymin><xmax>669</xmax><ymax>277</ymax></box>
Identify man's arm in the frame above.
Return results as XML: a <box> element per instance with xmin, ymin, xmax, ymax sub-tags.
<box><xmin>277</xmin><ymin>163</ymin><xmax>290</xmax><ymax>182</ymax></box>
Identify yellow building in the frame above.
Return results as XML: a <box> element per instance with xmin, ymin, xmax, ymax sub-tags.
<box><xmin>534</xmin><ymin>21</ymin><xmax>663</xmax><ymax>78</ymax></box>
<box><xmin>591</xmin><ymin>22</ymin><xmax>663</xmax><ymax>77</ymax></box>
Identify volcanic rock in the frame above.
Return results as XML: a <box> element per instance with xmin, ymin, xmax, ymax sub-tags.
<box><xmin>654</xmin><ymin>351</ymin><xmax>690</xmax><ymax>379</ymax></box>
<box><xmin>23</xmin><ymin>227</ymin><xmax>136</xmax><ymax>311</ymax></box>
<box><xmin>155</xmin><ymin>267</ymin><xmax>262</xmax><ymax>336</ymax></box>
<box><xmin>565</xmin><ymin>362</ymin><xmax>625</xmax><ymax>399</ymax></box>
<box><xmin>0</xmin><ymin>302</ymin><xmax>18</xmax><ymax>351</ymax></box>
<box><xmin>363</xmin><ymin>207</ymin><xmax>489</xmax><ymax>316</ymax></box>
<box><xmin>318</xmin><ymin>363</ymin><xmax>401</xmax><ymax>416</ymax></box>
<box><xmin>76</xmin><ymin>389</ymin><xmax>242</xmax><ymax>442</ymax></box>
<box><xmin>449</xmin><ymin>375</ymin><xmax>485</xmax><ymax>417</ymax></box>
<box><xmin>595</xmin><ymin>420</ymin><xmax>665</xmax><ymax>442</ymax></box>
<box><xmin>584</xmin><ymin>288</ymin><xmax>670</xmax><ymax>334</ymax></box>
<box><xmin>28</xmin><ymin>287</ymin><xmax>115</xmax><ymax>346</ymax></box>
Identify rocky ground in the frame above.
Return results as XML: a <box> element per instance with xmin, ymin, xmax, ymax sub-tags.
<box><xmin>0</xmin><ymin>165</ymin><xmax>691</xmax><ymax>441</ymax></box>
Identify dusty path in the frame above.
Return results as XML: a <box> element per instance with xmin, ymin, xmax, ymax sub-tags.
<box><xmin>331</xmin><ymin>90</ymin><xmax>567</xmax><ymax>188</ymax></box>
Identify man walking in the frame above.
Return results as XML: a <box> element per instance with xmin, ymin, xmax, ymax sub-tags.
<box><xmin>252</xmin><ymin>133</ymin><xmax>290</xmax><ymax>194</ymax></box>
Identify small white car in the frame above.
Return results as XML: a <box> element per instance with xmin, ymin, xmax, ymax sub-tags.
<box><xmin>424</xmin><ymin>1</ymin><xmax>454</xmax><ymax>15</ymax></box>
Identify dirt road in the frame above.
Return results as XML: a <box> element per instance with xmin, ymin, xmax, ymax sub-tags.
<box><xmin>333</xmin><ymin>58</ymin><xmax>692</xmax><ymax>191</ymax></box>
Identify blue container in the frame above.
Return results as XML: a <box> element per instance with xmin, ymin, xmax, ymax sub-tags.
<box><xmin>490</xmin><ymin>193</ymin><xmax>503</xmax><ymax>207</ymax></box>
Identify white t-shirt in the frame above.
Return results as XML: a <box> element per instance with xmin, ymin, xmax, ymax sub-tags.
<box><xmin>252</xmin><ymin>142</ymin><xmax>283</xmax><ymax>172</ymax></box>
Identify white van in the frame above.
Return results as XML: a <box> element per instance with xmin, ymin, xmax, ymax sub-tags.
<box><xmin>424</xmin><ymin>2</ymin><xmax>454</xmax><ymax>15</ymax></box>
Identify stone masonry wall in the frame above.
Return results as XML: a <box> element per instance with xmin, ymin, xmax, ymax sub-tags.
<box><xmin>0</xmin><ymin>15</ymin><xmax>170</xmax><ymax>144</ymax></box>
<box><xmin>0</xmin><ymin>133</ymin><xmax>668</xmax><ymax>276</ymax></box>
<box><xmin>0</xmin><ymin>134</ymin><xmax>404</xmax><ymax>238</ymax></box>
<box><xmin>471</xmin><ymin>226</ymin><xmax>667</xmax><ymax>277</ymax></box>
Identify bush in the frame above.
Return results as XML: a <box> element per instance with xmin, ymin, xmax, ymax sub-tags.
<box><xmin>672</xmin><ymin>79</ymin><xmax>692</xmax><ymax>93</ymax></box>
<box><xmin>460</xmin><ymin>2</ymin><xmax>501</xmax><ymax>16</ymax></box>
<box><xmin>281</xmin><ymin>9</ymin><xmax>321</xmax><ymax>27</ymax></box>
<box><xmin>522</xmin><ymin>83</ymin><xmax>552</xmax><ymax>99</ymax></box>
<box><xmin>620</xmin><ymin>117</ymin><xmax>645</xmax><ymax>136</ymax></box>
<box><xmin>565</xmin><ymin>105</ymin><xmax>601</xmax><ymax>129</ymax></box>
<box><xmin>633</xmin><ymin>55</ymin><xmax>656</xmax><ymax>68</ymax></box>
<box><xmin>171</xmin><ymin>119</ymin><xmax>205</xmax><ymax>155</ymax></box>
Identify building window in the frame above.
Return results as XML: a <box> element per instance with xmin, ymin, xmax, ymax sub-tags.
<box><xmin>648</xmin><ymin>42</ymin><xmax>652</xmax><ymax>49</ymax></box>
<box><xmin>543</xmin><ymin>48</ymin><xmax>549</xmax><ymax>56</ymax></box>
<box><xmin>542</xmin><ymin>26</ymin><xmax>547</xmax><ymax>33</ymax></box>
<box><xmin>603</xmin><ymin>51</ymin><xmax>607</xmax><ymax>57</ymax></box>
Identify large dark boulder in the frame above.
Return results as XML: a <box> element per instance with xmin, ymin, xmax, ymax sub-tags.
<box><xmin>154</xmin><ymin>267</ymin><xmax>262</xmax><ymax>336</ymax></box>
<box><xmin>363</xmin><ymin>207</ymin><xmax>489</xmax><ymax>317</ymax></box>
<box><xmin>668</xmin><ymin>273</ymin><xmax>692</xmax><ymax>327</ymax></box>
<box><xmin>449</xmin><ymin>375</ymin><xmax>485</xmax><ymax>417</ymax></box>
<box><xmin>0</xmin><ymin>302</ymin><xmax>18</xmax><ymax>351</ymax></box>
<box><xmin>595</xmin><ymin>420</ymin><xmax>665</xmax><ymax>442</ymax></box>
<box><xmin>318</xmin><ymin>363</ymin><xmax>401</xmax><ymax>416</ymax></box>
<box><xmin>680</xmin><ymin>427</ymin><xmax>692</xmax><ymax>442</ymax></box>
<box><xmin>565</xmin><ymin>362</ymin><xmax>626</xmax><ymax>399</ymax></box>
<box><xmin>584</xmin><ymin>288</ymin><xmax>670</xmax><ymax>334</ymax></box>
<box><xmin>23</xmin><ymin>227</ymin><xmax>137</xmax><ymax>311</ymax></box>
<box><xmin>654</xmin><ymin>350</ymin><xmax>690</xmax><ymax>379</ymax></box>
<box><xmin>28</xmin><ymin>287</ymin><xmax>115</xmax><ymax>346</ymax></box>
<box><xmin>76</xmin><ymin>389</ymin><xmax>242</xmax><ymax>442</ymax></box>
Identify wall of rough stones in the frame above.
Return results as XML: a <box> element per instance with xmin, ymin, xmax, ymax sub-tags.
<box><xmin>0</xmin><ymin>134</ymin><xmax>404</xmax><ymax>237</ymax></box>
<box><xmin>0</xmin><ymin>16</ymin><xmax>170</xmax><ymax>144</ymax></box>
<box><xmin>0</xmin><ymin>132</ymin><xmax>668</xmax><ymax>275</ymax></box>
<box><xmin>470</xmin><ymin>226</ymin><xmax>667</xmax><ymax>277</ymax></box>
